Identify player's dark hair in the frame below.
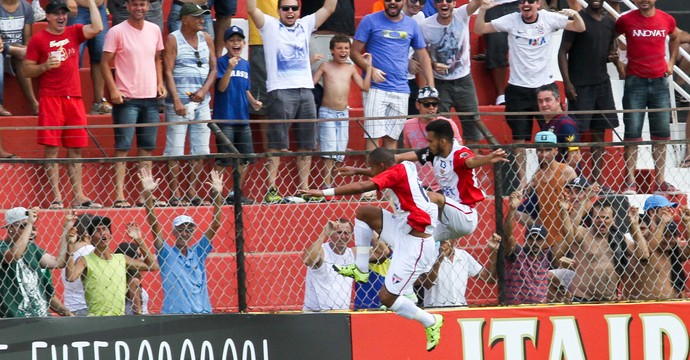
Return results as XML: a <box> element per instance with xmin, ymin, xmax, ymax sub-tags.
<box><xmin>425</xmin><ymin>120</ymin><xmax>454</xmax><ymax>142</ymax></box>
<box><xmin>368</xmin><ymin>148</ymin><xmax>395</xmax><ymax>167</ymax></box>
<box><xmin>330</xmin><ymin>35</ymin><xmax>351</xmax><ymax>50</ymax></box>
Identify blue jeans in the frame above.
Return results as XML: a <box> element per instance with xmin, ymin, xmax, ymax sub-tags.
<box><xmin>67</xmin><ymin>4</ymin><xmax>109</xmax><ymax>65</ymax></box>
<box><xmin>113</xmin><ymin>98</ymin><xmax>160</xmax><ymax>151</ymax></box>
<box><xmin>622</xmin><ymin>75</ymin><xmax>671</xmax><ymax>140</ymax></box>
<box><xmin>167</xmin><ymin>3</ymin><xmax>214</xmax><ymax>37</ymax></box>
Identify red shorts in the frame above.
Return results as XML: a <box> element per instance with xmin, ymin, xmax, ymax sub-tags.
<box><xmin>37</xmin><ymin>96</ymin><xmax>88</xmax><ymax>148</ymax></box>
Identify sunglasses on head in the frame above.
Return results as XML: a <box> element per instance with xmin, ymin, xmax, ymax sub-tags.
<box><xmin>280</xmin><ymin>5</ymin><xmax>299</xmax><ymax>11</ymax></box>
<box><xmin>420</xmin><ymin>101</ymin><xmax>439</xmax><ymax>108</ymax></box>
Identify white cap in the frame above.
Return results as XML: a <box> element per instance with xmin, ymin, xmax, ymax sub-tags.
<box><xmin>4</xmin><ymin>207</ymin><xmax>28</xmax><ymax>227</ymax></box>
<box><xmin>172</xmin><ymin>215</ymin><xmax>197</xmax><ymax>228</ymax></box>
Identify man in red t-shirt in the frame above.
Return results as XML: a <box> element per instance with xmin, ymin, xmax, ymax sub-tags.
<box><xmin>616</xmin><ymin>0</ymin><xmax>680</xmax><ymax>195</ymax></box>
<box><xmin>24</xmin><ymin>0</ymin><xmax>104</xmax><ymax>209</ymax></box>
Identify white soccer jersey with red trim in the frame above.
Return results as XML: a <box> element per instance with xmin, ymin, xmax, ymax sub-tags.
<box><xmin>432</xmin><ymin>142</ymin><xmax>485</xmax><ymax>207</ymax></box>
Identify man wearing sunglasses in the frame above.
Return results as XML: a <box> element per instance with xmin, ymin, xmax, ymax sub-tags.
<box><xmin>247</xmin><ymin>0</ymin><xmax>337</xmax><ymax>204</ymax></box>
<box><xmin>422</xmin><ymin>0</ymin><xmax>484</xmax><ymax>146</ymax></box>
<box><xmin>162</xmin><ymin>3</ymin><xmax>217</xmax><ymax>207</ymax></box>
<box><xmin>474</xmin><ymin>0</ymin><xmax>585</xmax><ymax>190</ymax></box>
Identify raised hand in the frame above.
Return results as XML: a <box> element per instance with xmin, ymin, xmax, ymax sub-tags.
<box><xmin>681</xmin><ymin>206</ymin><xmax>690</xmax><ymax>225</ymax></box>
<box><xmin>508</xmin><ymin>191</ymin><xmax>522</xmax><ymax>210</ymax></box>
<box><xmin>559</xmin><ymin>192</ymin><xmax>572</xmax><ymax>212</ymax></box>
<box><xmin>627</xmin><ymin>206</ymin><xmax>640</xmax><ymax>227</ymax></box>
<box><xmin>659</xmin><ymin>207</ymin><xmax>674</xmax><ymax>224</ymax></box>
<box><xmin>487</xmin><ymin>233</ymin><xmax>501</xmax><ymax>251</ymax></box>
<box><xmin>126</xmin><ymin>223</ymin><xmax>143</xmax><ymax>242</ymax></box>
<box><xmin>334</xmin><ymin>166</ymin><xmax>358</xmax><ymax>177</ymax></box>
<box><xmin>206</xmin><ymin>170</ymin><xmax>224</xmax><ymax>195</ymax></box>
<box><xmin>138</xmin><ymin>167</ymin><xmax>160</xmax><ymax>194</ymax></box>
<box><xmin>322</xmin><ymin>220</ymin><xmax>337</xmax><ymax>237</ymax></box>
<box><xmin>488</xmin><ymin>149</ymin><xmax>509</xmax><ymax>163</ymax></box>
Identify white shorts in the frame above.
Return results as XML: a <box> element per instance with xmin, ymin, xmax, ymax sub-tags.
<box><xmin>434</xmin><ymin>197</ymin><xmax>478</xmax><ymax>242</ymax></box>
<box><xmin>363</xmin><ymin>88</ymin><xmax>408</xmax><ymax>140</ymax></box>
<box><xmin>380</xmin><ymin>210</ymin><xmax>436</xmax><ymax>296</ymax></box>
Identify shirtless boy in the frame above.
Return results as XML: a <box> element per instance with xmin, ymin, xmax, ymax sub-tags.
<box><xmin>312</xmin><ymin>35</ymin><xmax>372</xmax><ymax>191</ymax></box>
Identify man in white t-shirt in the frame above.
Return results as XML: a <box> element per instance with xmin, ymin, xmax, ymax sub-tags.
<box><xmin>474</xmin><ymin>0</ymin><xmax>584</xmax><ymax>189</ymax></box>
<box><xmin>418</xmin><ymin>235</ymin><xmax>498</xmax><ymax>307</ymax></box>
<box><xmin>422</xmin><ymin>0</ymin><xmax>483</xmax><ymax>145</ymax></box>
<box><xmin>247</xmin><ymin>0</ymin><xmax>336</xmax><ymax>204</ymax></box>
<box><xmin>302</xmin><ymin>218</ymin><xmax>391</xmax><ymax>311</ymax></box>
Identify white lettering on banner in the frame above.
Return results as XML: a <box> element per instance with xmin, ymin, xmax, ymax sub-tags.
<box><xmin>73</xmin><ymin>341</ymin><xmax>90</xmax><ymax>360</ymax></box>
<box><xmin>30</xmin><ymin>338</ymin><xmax>270</xmax><ymax>360</ymax></box>
<box><xmin>243</xmin><ymin>340</ymin><xmax>256</xmax><ymax>360</ymax></box>
<box><xmin>605</xmin><ymin>314</ymin><xmax>631</xmax><ymax>360</ymax></box>
<box><xmin>115</xmin><ymin>341</ymin><xmax>129</xmax><ymax>360</ymax></box>
<box><xmin>457</xmin><ymin>318</ymin><xmax>484</xmax><ymax>360</ymax></box>
<box><xmin>137</xmin><ymin>340</ymin><xmax>154</xmax><ymax>360</ymax></box>
<box><xmin>94</xmin><ymin>341</ymin><xmax>109</xmax><ymax>360</ymax></box>
<box><xmin>489</xmin><ymin>318</ymin><xmax>538</xmax><ymax>360</ymax></box>
<box><xmin>548</xmin><ymin>317</ymin><xmax>585</xmax><ymax>360</ymax></box>
<box><xmin>641</xmin><ymin>314</ymin><xmax>689</xmax><ymax>360</ymax></box>
<box><xmin>631</xmin><ymin>29</ymin><xmax>667</xmax><ymax>37</ymax></box>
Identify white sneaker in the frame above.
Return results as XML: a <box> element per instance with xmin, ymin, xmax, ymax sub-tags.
<box><xmin>496</xmin><ymin>94</ymin><xmax>506</xmax><ymax>105</ymax></box>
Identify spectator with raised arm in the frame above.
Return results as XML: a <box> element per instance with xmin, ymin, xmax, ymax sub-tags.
<box><xmin>0</xmin><ymin>207</ymin><xmax>70</xmax><ymax>317</ymax></box>
<box><xmin>422</xmin><ymin>0</ymin><xmax>485</xmax><ymax>145</ymax></box>
<box><xmin>474</xmin><ymin>0</ymin><xmax>584</xmax><ymax>189</ymax></box>
<box><xmin>65</xmin><ymin>217</ymin><xmax>157</xmax><ymax>316</ymax></box>
<box><xmin>115</xmin><ymin>241</ymin><xmax>151</xmax><ymax>315</ymax></box>
<box><xmin>101</xmin><ymin>0</ymin><xmax>166</xmax><ymax>208</ymax></box>
<box><xmin>163</xmin><ymin>3</ymin><xmax>217</xmax><ymax>207</ymax></box>
<box><xmin>24</xmin><ymin>0</ymin><xmax>104</xmax><ymax>210</ymax></box>
<box><xmin>417</xmin><ymin>233</ymin><xmax>498</xmax><ymax>307</ymax></box>
<box><xmin>60</xmin><ymin>213</ymin><xmax>95</xmax><ymax>316</ymax></box>
<box><xmin>140</xmin><ymin>167</ymin><xmax>224</xmax><ymax>314</ymax></box>
<box><xmin>247</xmin><ymin>0</ymin><xmax>336</xmax><ymax>204</ymax></box>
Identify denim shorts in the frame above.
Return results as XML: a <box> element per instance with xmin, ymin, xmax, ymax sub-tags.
<box><xmin>216</xmin><ymin>123</ymin><xmax>254</xmax><ymax>167</ymax></box>
<box><xmin>67</xmin><ymin>4</ymin><xmax>109</xmax><ymax>64</ymax></box>
<box><xmin>112</xmin><ymin>98</ymin><xmax>160</xmax><ymax>151</ymax></box>
<box><xmin>318</xmin><ymin>106</ymin><xmax>349</xmax><ymax>162</ymax></box>
<box><xmin>168</xmin><ymin>3</ymin><xmax>214</xmax><ymax>37</ymax></box>
<box><xmin>163</xmin><ymin>102</ymin><xmax>212</xmax><ymax>156</ymax></box>
<box><xmin>622</xmin><ymin>75</ymin><xmax>671</xmax><ymax>141</ymax></box>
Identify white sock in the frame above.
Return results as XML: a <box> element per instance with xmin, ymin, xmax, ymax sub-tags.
<box><xmin>390</xmin><ymin>295</ymin><xmax>435</xmax><ymax>327</ymax></box>
<box><xmin>354</xmin><ymin>219</ymin><xmax>373</xmax><ymax>273</ymax></box>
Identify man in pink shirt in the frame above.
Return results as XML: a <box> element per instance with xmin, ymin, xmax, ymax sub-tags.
<box><xmin>101</xmin><ymin>0</ymin><xmax>166</xmax><ymax>208</ymax></box>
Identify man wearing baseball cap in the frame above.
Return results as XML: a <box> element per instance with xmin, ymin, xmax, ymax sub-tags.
<box><xmin>213</xmin><ymin>25</ymin><xmax>262</xmax><ymax>205</ymax></box>
<box><xmin>162</xmin><ymin>1</ymin><xmax>216</xmax><ymax>208</ymax></box>
<box><xmin>0</xmin><ymin>207</ymin><xmax>72</xmax><ymax>317</ymax></box>
<box><xmin>24</xmin><ymin>0</ymin><xmax>104</xmax><ymax>210</ymax></box>
<box><xmin>140</xmin><ymin>167</ymin><xmax>225</xmax><ymax>314</ymax></box>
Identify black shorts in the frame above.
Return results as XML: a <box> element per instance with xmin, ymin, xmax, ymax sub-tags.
<box><xmin>569</xmin><ymin>81</ymin><xmax>619</xmax><ymax>132</ymax></box>
<box><xmin>505</xmin><ymin>83</ymin><xmax>545</xmax><ymax>141</ymax></box>
<box><xmin>211</xmin><ymin>0</ymin><xmax>236</xmax><ymax>17</ymax></box>
<box><xmin>483</xmin><ymin>1</ymin><xmax>518</xmax><ymax>70</ymax></box>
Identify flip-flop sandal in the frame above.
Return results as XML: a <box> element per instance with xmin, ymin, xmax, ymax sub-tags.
<box><xmin>49</xmin><ymin>201</ymin><xmax>64</xmax><ymax>209</ymax></box>
<box><xmin>72</xmin><ymin>201</ymin><xmax>103</xmax><ymax>209</ymax></box>
<box><xmin>189</xmin><ymin>197</ymin><xmax>211</xmax><ymax>206</ymax></box>
<box><xmin>112</xmin><ymin>200</ymin><xmax>132</xmax><ymax>208</ymax></box>
<box><xmin>168</xmin><ymin>197</ymin><xmax>189</xmax><ymax>207</ymax></box>
<box><xmin>136</xmin><ymin>198</ymin><xmax>168</xmax><ymax>207</ymax></box>
<box><xmin>1</xmin><ymin>154</ymin><xmax>17</xmax><ymax>159</ymax></box>
<box><xmin>0</xmin><ymin>108</ymin><xmax>12</xmax><ymax>116</ymax></box>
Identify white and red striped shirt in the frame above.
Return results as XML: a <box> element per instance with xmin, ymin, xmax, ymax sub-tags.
<box><xmin>417</xmin><ymin>141</ymin><xmax>486</xmax><ymax>207</ymax></box>
<box><xmin>371</xmin><ymin>161</ymin><xmax>437</xmax><ymax>234</ymax></box>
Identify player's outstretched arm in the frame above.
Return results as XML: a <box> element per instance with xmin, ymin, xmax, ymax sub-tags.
<box><xmin>301</xmin><ymin>181</ymin><xmax>379</xmax><ymax>198</ymax></box>
<box><xmin>465</xmin><ymin>149</ymin><xmax>508</xmax><ymax>169</ymax></box>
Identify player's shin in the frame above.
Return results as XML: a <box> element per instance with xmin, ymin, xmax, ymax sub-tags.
<box><xmin>354</xmin><ymin>219</ymin><xmax>373</xmax><ymax>273</ymax></box>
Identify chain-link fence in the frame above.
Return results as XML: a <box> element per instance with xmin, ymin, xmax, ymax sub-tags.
<box><xmin>0</xmin><ymin>111</ymin><xmax>689</xmax><ymax>317</ymax></box>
